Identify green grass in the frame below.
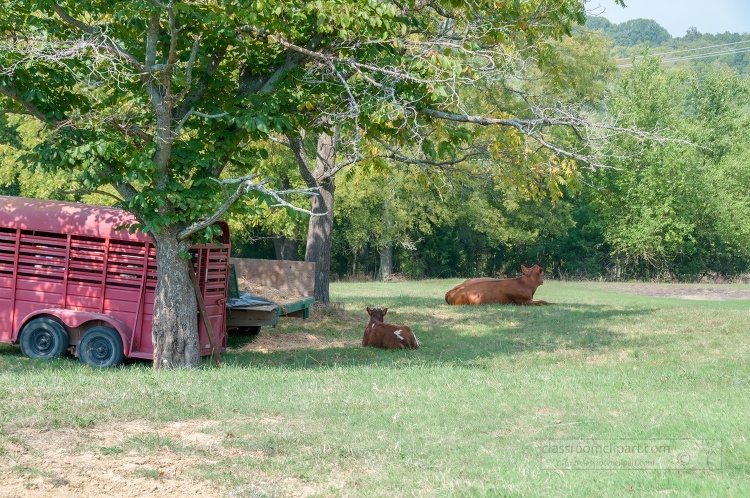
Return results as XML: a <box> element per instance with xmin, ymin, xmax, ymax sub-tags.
<box><xmin>1</xmin><ymin>280</ymin><xmax>749</xmax><ymax>496</ymax></box>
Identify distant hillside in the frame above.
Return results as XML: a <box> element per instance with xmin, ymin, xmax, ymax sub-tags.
<box><xmin>586</xmin><ymin>16</ymin><xmax>750</xmax><ymax>75</ymax></box>
<box><xmin>586</xmin><ymin>16</ymin><xmax>671</xmax><ymax>46</ymax></box>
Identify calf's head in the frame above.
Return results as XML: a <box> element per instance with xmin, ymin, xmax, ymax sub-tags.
<box><xmin>366</xmin><ymin>306</ymin><xmax>388</xmax><ymax>323</ymax></box>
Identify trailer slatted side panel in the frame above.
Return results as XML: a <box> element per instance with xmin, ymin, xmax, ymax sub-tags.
<box><xmin>127</xmin><ymin>244</ymin><xmax>157</xmax><ymax>358</ymax></box>
<box><xmin>103</xmin><ymin>239</ymin><xmax>149</xmax><ymax>338</ymax></box>
<box><xmin>194</xmin><ymin>246</ymin><xmax>229</xmax><ymax>351</ymax></box>
<box><xmin>67</xmin><ymin>236</ymin><xmax>107</xmax><ymax>311</ymax></box>
<box><xmin>0</xmin><ymin>227</ymin><xmax>17</xmax><ymax>341</ymax></box>
<box><xmin>12</xmin><ymin>230</ymin><xmax>70</xmax><ymax>334</ymax></box>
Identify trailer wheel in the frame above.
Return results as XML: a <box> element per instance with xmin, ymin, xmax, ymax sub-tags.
<box><xmin>78</xmin><ymin>326</ymin><xmax>125</xmax><ymax>368</ymax></box>
<box><xmin>19</xmin><ymin>317</ymin><xmax>69</xmax><ymax>360</ymax></box>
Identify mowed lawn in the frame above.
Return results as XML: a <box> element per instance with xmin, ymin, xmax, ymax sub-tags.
<box><xmin>0</xmin><ymin>280</ymin><xmax>749</xmax><ymax>497</ymax></box>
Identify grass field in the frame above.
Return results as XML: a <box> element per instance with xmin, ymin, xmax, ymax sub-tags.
<box><xmin>0</xmin><ymin>280</ymin><xmax>749</xmax><ymax>497</ymax></box>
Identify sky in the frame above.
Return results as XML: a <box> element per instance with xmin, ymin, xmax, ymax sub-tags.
<box><xmin>587</xmin><ymin>0</ymin><xmax>750</xmax><ymax>37</ymax></box>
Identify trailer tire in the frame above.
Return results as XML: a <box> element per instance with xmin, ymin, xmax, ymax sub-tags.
<box><xmin>78</xmin><ymin>326</ymin><xmax>125</xmax><ymax>368</ymax></box>
<box><xmin>19</xmin><ymin>317</ymin><xmax>69</xmax><ymax>360</ymax></box>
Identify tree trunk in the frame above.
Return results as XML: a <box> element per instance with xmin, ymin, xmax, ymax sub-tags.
<box><xmin>289</xmin><ymin>128</ymin><xmax>338</xmax><ymax>304</ymax></box>
<box><xmin>378</xmin><ymin>196</ymin><xmax>394</xmax><ymax>281</ymax></box>
<box><xmin>273</xmin><ymin>235</ymin><xmax>298</xmax><ymax>260</ymax></box>
<box><xmin>305</xmin><ymin>156</ymin><xmax>335</xmax><ymax>303</ymax></box>
<box><xmin>379</xmin><ymin>242</ymin><xmax>393</xmax><ymax>281</ymax></box>
<box><xmin>151</xmin><ymin>228</ymin><xmax>200</xmax><ymax>369</ymax></box>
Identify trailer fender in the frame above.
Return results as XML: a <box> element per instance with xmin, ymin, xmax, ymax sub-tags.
<box><xmin>17</xmin><ymin>309</ymin><xmax>132</xmax><ymax>353</ymax></box>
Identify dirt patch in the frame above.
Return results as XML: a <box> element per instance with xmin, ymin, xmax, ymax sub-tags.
<box><xmin>603</xmin><ymin>283</ymin><xmax>750</xmax><ymax>301</ymax></box>
<box><xmin>0</xmin><ymin>420</ymin><xmax>237</xmax><ymax>498</ymax></box>
<box><xmin>0</xmin><ymin>418</ymin><xmax>331</xmax><ymax>498</ymax></box>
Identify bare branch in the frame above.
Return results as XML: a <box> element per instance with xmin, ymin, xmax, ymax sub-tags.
<box><xmin>268</xmin><ymin>135</ymin><xmax>293</xmax><ymax>149</ymax></box>
<box><xmin>419</xmin><ymin>107</ymin><xmax>539</xmax><ymax>129</ymax></box>
<box><xmin>174</xmin><ymin>45</ymin><xmax>228</xmax><ymax>121</ymax></box>
<box><xmin>368</xmin><ymin>133</ymin><xmax>483</xmax><ymax>169</ymax></box>
<box><xmin>174</xmin><ymin>108</ymin><xmax>229</xmax><ymax>137</ymax></box>
<box><xmin>50</xmin><ymin>2</ymin><xmax>96</xmax><ymax>33</ymax></box>
<box><xmin>274</xmin><ymin>35</ymin><xmax>454</xmax><ymax>85</ymax></box>
<box><xmin>177</xmin><ymin>175</ymin><xmax>321</xmax><ymax>241</ymax></box>
<box><xmin>111</xmin><ymin>118</ymin><xmax>153</xmax><ymax>144</ymax></box>
<box><xmin>148</xmin><ymin>0</ymin><xmax>168</xmax><ymax>9</ymax></box>
<box><xmin>287</xmin><ymin>135</ymin><xmax>316</xmax><ymax>186</ymax></box>
<box><xmin>418</xmin><ymin>106</ymin><xmax>699</xmax><ymax>169</ymax></box>
<box><xmin>50</xmin><ymin>1</ymin><xmax>146</xmax><ymax>72</ymax></box>
<box><xmin>163</xmin><ymin>1</ymin><xmax>179</xmax><ymax>86</ymax></box>
<box><xmin>192</xmin><ymin>111</ymin><xmax>229</xmax><ymax>119</ymax></box>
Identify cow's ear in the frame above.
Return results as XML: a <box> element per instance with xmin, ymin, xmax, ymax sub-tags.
<box><xmin>383</xmin><ymin>308</ymin><xmax>388</xmax><ymax>315</ymax></box>
<box><xmin>366</xmin><ymin>307</ymin><xmax>372</xmax><ymax>314</ymax></box>
<box><xmin>521</xmin><ymin>265</ymin><xmax>529</xmax><ymax>273</ymax></box>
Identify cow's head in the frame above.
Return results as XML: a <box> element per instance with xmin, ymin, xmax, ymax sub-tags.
<box><xmin>521</xmin><ymin>264</ymin><xmax>545</xmax><ymax>286</ymax></box>
<box><xmin>366</xmin><ymin>306</ymin><xmax>388</xmax><ymax>322</ymax></box>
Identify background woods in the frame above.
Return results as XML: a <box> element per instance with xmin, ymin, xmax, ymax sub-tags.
<box><xmin>235</xmin><ymin>16</ymin><xmax>750</xmax><ymax>283</ymax></box>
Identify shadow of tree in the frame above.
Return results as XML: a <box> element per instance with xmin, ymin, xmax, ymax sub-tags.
<box><xmin>223</xmin><ymin>300</ymin><xmax>662</xmax><ymax>370</ymax></box>
<box><xmin>0</xmin><ymin>289</ymin><xmax>668</xmax><ymax>372</ymax></box>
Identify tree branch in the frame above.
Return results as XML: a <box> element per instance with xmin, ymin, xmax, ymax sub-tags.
<box><xmin>368</xmin><ymin>133</ymin><xmax>483</xmax><ymax>169</ymax></box>
<box><xmin>286</xmin><ymin>134</ymin><xmax>317</xmax><ymax>186</ymax></box>
<box><xmin>173</xmin><ymin>45</ymin><xmax>227</xmax><ymax>122</ymax></box>
<box><xmin>175</xmin><ymin>36</ymin><xmax>201</xmax><ymax>103</ymax></box>
<box><xmin>419</xmin><ymin>107</ymin><xmax>541</xmax><ymax>130</ymax></box>
<box><xmin>0</xmin><ymin>86</ymin><xmax>59</xmax><ymax>125</ymax></box>
<box><xmin>50</xmin><ymin>1</ymin><xmax>146</xmax><ymax>72</ymax></box>
<box><xmin>177</xmin><ymin>175</ymin><xmax>321</xmax><ymax>241</ymax></box>
<box><xmin>110</xmin><ymin>118</ymin><xmax>153</xmax><ymax>144</ymax></box>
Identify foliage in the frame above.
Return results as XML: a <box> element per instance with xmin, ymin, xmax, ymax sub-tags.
<box><xmin>587</xmin><ymin>17</ymin><xmax>671</xmax><ymax>47</ymax></box>
<box><xmin>587</xmin><ymin>59</ymin><xmax>750</xmax><ymax>280</ymax></box>
<box><xmin>0</xmin><ymin>0</ymin><xmax>625</xmax><ymax>245</ymax></box>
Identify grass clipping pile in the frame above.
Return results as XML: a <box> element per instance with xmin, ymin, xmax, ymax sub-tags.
<box><xmin>234</xmin><ymin>301</ymin><xmax>361</xmax><ymax>353</ymax></box>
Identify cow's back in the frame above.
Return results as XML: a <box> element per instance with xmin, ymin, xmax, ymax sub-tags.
<box><xmin>445</xmin><ymin>278</ymin><xmax>496</xmax><ymax>304</ymax></box>
<box><xmin>446</xmin><ymin>278</ymin><xmax>534</xmax><ymax>305</ymax></box>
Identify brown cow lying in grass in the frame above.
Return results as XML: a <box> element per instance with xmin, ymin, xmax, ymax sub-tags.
<box><xmin>363</xmin><ymin>307</ymin><xmax>420</xmax><ymax>350</ymax></box>
<box><xmin>444</xmin><ymin>264</ymin><xmax>551</xmax><ymax>306</ymax></box>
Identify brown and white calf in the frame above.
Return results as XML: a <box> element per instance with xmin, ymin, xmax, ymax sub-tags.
<box><xmin>363</xmin><ymin>307</ymin><xmax>420</xmax><ymax>350</ymax></box>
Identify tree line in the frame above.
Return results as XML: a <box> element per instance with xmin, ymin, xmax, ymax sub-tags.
<box><xmin>233</xmin><ymin>22</ymin><xmax>750</xmax><ymax>282</ymax></box>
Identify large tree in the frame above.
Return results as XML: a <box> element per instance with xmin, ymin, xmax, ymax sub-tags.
<box><xmin>1</xmin><ymin>0</ymin><xmax>640</xmax><ymax>368</ymax></box>
<box><xmin>274</xmin><ymin>0</ymin><xmax>642</xmax><ymax>301</ymax></box>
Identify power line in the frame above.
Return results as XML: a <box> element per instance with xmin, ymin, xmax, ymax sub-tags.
<box><xmin>661</xmin><ymin>47</ymin><xmax>750</xmax><ymax>63</ymax></box>
<box><xmin>617</xmin><ymin>46</ymin><xmax>750</xmax><ymax>68</ymax></box>
<box><xmin>616</xmin><ymin>39</ymin><xmax>750</xmax><ymax>62</ymax></box>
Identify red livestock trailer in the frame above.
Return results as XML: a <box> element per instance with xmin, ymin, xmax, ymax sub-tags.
<box><xmin>0</xmin><ymin>196</ymin><xmax>230</xmax><ymax>367</ymax></box>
